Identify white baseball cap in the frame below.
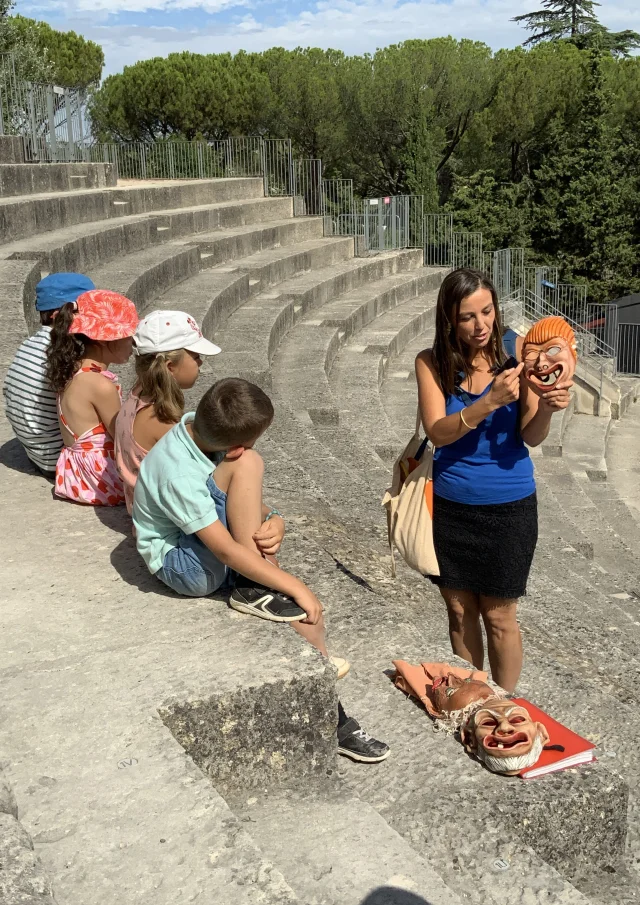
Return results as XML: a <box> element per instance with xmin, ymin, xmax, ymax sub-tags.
<box><xmin>134</xmin><ymin>310</ymin><xmax>221</xmax><ymax>356</ymax></box>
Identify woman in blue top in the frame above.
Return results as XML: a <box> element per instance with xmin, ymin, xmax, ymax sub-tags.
<box><xmin>415</xmin><ymin>269</ymin><xmax>572</xmax><ymax>692</ymax></box>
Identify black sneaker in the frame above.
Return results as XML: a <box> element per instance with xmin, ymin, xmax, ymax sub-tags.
<box><xmin>229</xmin><ymin>583</ymin><xmax>307</xmax><ymax>623</ymax></box>
<box><xmin>337</xmin><ymin>718</ymin><xmax>390</xmax><ymax>763</ymax></box>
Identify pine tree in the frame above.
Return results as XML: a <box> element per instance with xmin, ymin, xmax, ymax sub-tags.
<box><xmin>513</xmin><ymin>1</ymin><xmax>640</xmax><ymax>56</ymax></box>
<box><xmin>513</xmin><ymin>0</ymin><xmax>600</xmax><ymax>45</ymax></box>
<box><xmin>530</xmin><ymin>46</ymin><xmax>636</xmax><ymax>302</ymax></box>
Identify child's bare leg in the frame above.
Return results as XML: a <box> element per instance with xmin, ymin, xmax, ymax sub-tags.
<box><xmin>216</xmin><ymin>451</ymin><xmax>329</xmax><ymax>656</ymax></box>
<box><xmin>292</xmin><ymin>610</ymin><xmax>328</xmax><ymax>656</ymax></box>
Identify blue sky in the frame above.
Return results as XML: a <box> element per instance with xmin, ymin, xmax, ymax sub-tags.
<box><xmin>18</xmin><ymin>0</ymin><xmax>640</xmax><ymax>77</ymax></box>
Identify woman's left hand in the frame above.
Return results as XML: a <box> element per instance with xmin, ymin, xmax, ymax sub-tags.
<box><xmin>539</xmin><ymin>383</ymin><xmax>573</xmax><ymax>414</ymax></box>
<box><xmin>253</xmin><ymin>514</ymin><xmax>285</xmax><ymax>556</ymax></box>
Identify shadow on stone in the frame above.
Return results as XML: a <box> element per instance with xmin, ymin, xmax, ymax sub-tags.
<box><xmin>360</xmin><ymin>889</ymin><xmax>433</xmax><ymax>905</ymax></box>
<box><xmin>93</xmin><ymin>502</ymin><xmax>131</xmax><ymax>537</ymax></box>
<box><xmin>0</xmin><ymin>437</ymin><xmax>53</xmax><ymax>479</ymax></box>
<box><xmin>107</xmin><ymin>533</ymin><xmax>178</xmax><ymax>597</ymax></box>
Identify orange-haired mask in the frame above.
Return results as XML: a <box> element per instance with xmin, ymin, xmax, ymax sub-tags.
<box><xmin>522</xmin><ymin>316</ymin><xmax>577</xmax><ymax>397</ymax></box>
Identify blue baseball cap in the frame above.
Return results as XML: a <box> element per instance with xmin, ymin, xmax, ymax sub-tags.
<box><xmin>35</xmin><ymin>272</ymin><xmax>96</xmax><ymax>312</ymax></box>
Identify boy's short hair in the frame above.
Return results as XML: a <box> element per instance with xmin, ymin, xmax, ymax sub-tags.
<box><xmin>194</xmin><ymin>378</ymin><xmax>274</xmax><ymax>449</ymax></box>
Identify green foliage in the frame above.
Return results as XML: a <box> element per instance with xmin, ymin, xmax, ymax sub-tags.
<box><xmin>513</xmin><ymin>0</ymin><xmax>640</xmax><ymax>57</ymax></box>
<box><xmin>87</xmin><ymin>37</ymin><xmax>640</xmax><ymax>301</ymax></box>
<box><xmin>0</xmin><ymin>6</ymin><xmax>102</xmax><ymax>86</ymax></box>
<box><xmin>11</xmin><ymin>16</ymin><xmax>103</xmax><ymax>87</ymax></box>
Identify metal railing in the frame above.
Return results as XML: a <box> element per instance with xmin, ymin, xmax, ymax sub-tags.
<box><xmin>452</xmin><ymin>231</ymin><xmax>483</xmax><ymax>270</ymax></box>
<box><xmin>617</xmin><ymin>323</ymin><xmax>640</xmax><ymax>377</ymax></box>
<box><xmin>293</xmin><ymin>158</ymin><xmax>322</xmax><ymax>216</ymax></box>
<box><xmin>0</xmin><ymin>53</ymin><xmax>89</xmax><ymax>162</ymax></box>
<box><xmin>424</xmin><ymin>212</ymin><xmax>454</xmax><ymax>266</ymax></box>
<box><xmin>484</xmin><ymin>248</ymin><xmax>525</xmax><ymax>301</ymax></box>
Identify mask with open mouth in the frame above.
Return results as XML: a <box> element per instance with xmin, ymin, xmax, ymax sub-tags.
<box><xmin>461</xmin><ymin>699</ymin><xmax>550</xmax><ymax>775</ymax></box>
<box><xmin>522</xmin><ymin>316</ymin><xmax>577</xmax><ymax>397</ymax></box>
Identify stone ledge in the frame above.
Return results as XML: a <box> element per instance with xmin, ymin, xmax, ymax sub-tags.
<box><xmin>0</xmin><ymin>767</ymin><xmax>57</xmax><ymax>905</ymax></box>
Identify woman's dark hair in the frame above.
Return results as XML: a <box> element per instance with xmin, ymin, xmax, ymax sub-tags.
<box><xmin>46</xmin><ymin>302</ymin><xmax>88</xmax><ymax>393</ymax></box>
<box><xmin>431</xmin><ymin>268</ymin><xmax>505</xmax><ymax>396</ymax></box>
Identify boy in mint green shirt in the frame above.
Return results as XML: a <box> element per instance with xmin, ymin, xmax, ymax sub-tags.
<box><xmin>133</xmin><ymin>377</ymin><xmax>390</xmax><ymax>764</ymax></box>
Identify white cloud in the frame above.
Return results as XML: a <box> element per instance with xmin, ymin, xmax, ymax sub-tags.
<box><xmin>23</xmin><ymin>0</ymin><xmax>640</xmax><ymax>75</ymax></box>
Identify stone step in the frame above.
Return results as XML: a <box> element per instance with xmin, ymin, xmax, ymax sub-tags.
<box><xmin>229</xmin><ymin>785</ymin><xmax>464</xmax><ymax>905</ymax></box>
<box><xmin>164</xmin><ymin>228</ymin><xmax>339</xmax><ymax>337</ymax></box>
<box><xmin>1</xmin><ymin>197</ymin><xmax>296</xmax><ymax>277</ymax></box>
<box><xmin>87</xmin><ymin>243</ymin><xmax>203</xmax><ymax>315</ymax></box>
<box><xmin>563</xmin><ymin>412</ymin><xmax>611</xmax><ymax>482</ymax></box>
<box><xmin>0</xmin><ymin>488</ymin><xmax>332</xmax><ymax>905</ymax></box>
<box><xmin>533</xmin><ymin>456</ymin><xmax>640</xmax><ymax>585</ymax></box>
<box><xmin>539</xmin><ymin>393</ymin><xmax>576</xmax><ymax>458</ymax></box>
<box><xmin>0</xmin><ymin>259</ymin><xmax>42</xmax><ymax>365</ymax></box>
<box><xmin>205</xmin><ymin>248</ymin><xmax>425</xmax><ymax>389</ymax></box>
<box><xmin>267</xmin><ymin>510</ymin><xmax>631</xmax><ymax>904</ymax></box>
<box><xmin>272</xmin><ymin>267</ymin><xmax>443</xmax><ymax>428</ymax></box>
<box><xmin>328</xmin><ymin>289</ymin><xmax>440</xmax><ymax>464</ymax></box>
<box><xmin>606</xmin><ymin>400</ymin><xmax>640</xmax><ymax>524</ymax></box>
<box><xmin>0</xmin><ymin>176</ymin><xmax>265</xmax><ymax>245</ymax></box>
<box><xmin>0</xmin><ymin>162</ymin><xmax>116</xmax><ymax>198</ymax></box>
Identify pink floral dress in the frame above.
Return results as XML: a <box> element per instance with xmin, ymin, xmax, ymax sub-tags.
<box><xmin>55</xmin><ymin>366</ymin><xmax>125</xmax><ymax>506</ymax></box>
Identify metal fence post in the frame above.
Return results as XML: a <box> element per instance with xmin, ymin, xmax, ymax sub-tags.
<box><xmin>46</xmin><ymin>86</ymin><xmax>57</xmax><ymax>160</ymax></box>
<box><xmin>64</xmin><ymin>89</ymin><xmax>74</xmax><ymax>161</ymax></box>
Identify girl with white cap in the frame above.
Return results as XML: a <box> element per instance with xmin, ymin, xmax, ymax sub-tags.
<box><xmin>114</xmin><ymin>310</ymin><xmax>221</xmax><ymax>513</ymax></box>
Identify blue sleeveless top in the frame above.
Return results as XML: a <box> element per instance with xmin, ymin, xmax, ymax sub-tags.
<box><xmin>432</xmin><ymin>331</ymin><xmax>535</xmax><ymax>505</ymax></box>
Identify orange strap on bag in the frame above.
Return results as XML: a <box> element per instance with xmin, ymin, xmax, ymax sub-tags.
<box><xmin>381</xmin><ymin>409</ymin><xmax>439</xmax><ymax>578</ymax></box>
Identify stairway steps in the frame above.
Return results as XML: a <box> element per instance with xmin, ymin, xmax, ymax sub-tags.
<box><xmin>206</xmin><ymin>249</ymin><xmax>424</xmax><ymax>389</ymax></box>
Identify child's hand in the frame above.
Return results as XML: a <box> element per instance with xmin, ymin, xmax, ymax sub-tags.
<box><xmin>253</xmin><ymin>515</ymin><xmax>285</xmax><ymax>556</ymax></box>
<box><xmin>293</xmin><ymin>587</ymin><xmax>323</xmax><ymax>625</ymax></box>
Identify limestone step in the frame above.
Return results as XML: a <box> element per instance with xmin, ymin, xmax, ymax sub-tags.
<box><xmin>1</xmin><ymin>197</ymin><xmax>296</xmax><ymax>276</ymax></box>
<box><xmin>163</xmin><ymin>227</ymin><xmax>338</xmax><ymax>336</ymax></box>
<box><xmin>0</xmin><ymin>176</ymin><xmax>265</xmax><ymax>245</ymax></box>
<box><xmin>228</xmin><ymin>785</ymin><xmax>464</xmax><ymax>905</ymax></box>
<box><xmin>206</xmin><ymin>248</ymin><xmax>424</xmax><ymax>389</ymax></box>
<box><xmin>328</xmin><ymin>288</ymin><xmax>440</xmax><ymax>464</ymax></box>
<box><xmin>563</xmin><ymin>412</ymin><xmax>611</xmax><ymax>482</ymax></box>
<box><xmin>606</xmin><ymin>400</ymin><xmax>640</xmax><ymax>524</ymax></box>
<box><xmin>0</xmin><ymin>485</ymin><xmax>333</xmax><ymax>905</ymax></box>
<box><xmin>87</xmin><ymin>243</ymin><xmax>203</xmax><ymax>315</ymax></box>
<box><xmin>533</xmin><ymin>456</ymin><xmax>640</xmax><ymax>585</ymax></box>
<box><xmin>0</xmin><ymin>162</ymin><xmax>116</xmax><ymax>197</ymax></box>
<box><xmin>272</xmin><ymin>267</ymin><xmax>443</xmax><ymax>428</ymax></box>
<box><xmin>0</xmin><ymin>259</ymin><xmax>42</xmax><ymax>366</ymax></box>
<box><xmin>267</xmin><ymin>509</ymin><xmax>632</xmax><ymax>904</ymax></box>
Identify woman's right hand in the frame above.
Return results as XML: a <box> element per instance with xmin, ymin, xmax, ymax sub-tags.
<box><xmin>488</xmin><ymin>362</ymin><xmax>524</xmax><ymax>409</ymax></box>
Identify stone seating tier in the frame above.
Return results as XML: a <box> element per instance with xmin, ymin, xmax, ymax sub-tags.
<box><xmin>1</xmin><ymin>166</ymin><xmax>640</xmax><ymax>905</ymax></box>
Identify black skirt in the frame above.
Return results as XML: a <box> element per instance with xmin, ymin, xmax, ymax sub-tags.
<box><xmin>430</xmin><ymin>492</ymin><xmax>538</xmax><ymax>599</ymax></box>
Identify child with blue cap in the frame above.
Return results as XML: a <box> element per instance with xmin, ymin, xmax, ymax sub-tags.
<box><xmin>3</xmin><ymin>272</ymin><xmax>95</xmax><ymax>473</ymax></box>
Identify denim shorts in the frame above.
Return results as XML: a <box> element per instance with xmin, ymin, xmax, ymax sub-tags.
<box><xmin>156</xmin><ymin>476</ymin><xmax>230</xmax><ymax>597</ymax></box>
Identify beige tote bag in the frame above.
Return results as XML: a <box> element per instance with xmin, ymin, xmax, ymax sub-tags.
<box><xmin>382</xmin><ymin>410</ymin><xmax>440</xmax><ymax>578</ymax></box>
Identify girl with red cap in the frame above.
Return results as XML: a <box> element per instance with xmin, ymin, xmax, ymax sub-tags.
<box><xmin>46</xmin><ymin>290</ymin><xmax>138</xmax><ymax>506</ymax></box>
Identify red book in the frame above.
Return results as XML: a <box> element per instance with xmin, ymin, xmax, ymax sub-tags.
<box><xmin>512</xmin><ymin>698</ymin><xmax>597</xmax><ymax>780</ymax></box>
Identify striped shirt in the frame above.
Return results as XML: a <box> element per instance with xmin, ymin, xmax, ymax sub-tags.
<box><xmin>3</xmin><ymin>326</ymin><xmax>63</xmax><ymax>473</ymax></box>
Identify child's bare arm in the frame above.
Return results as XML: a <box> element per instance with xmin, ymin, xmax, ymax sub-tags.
<box><xmin>196</xmin><ymin>519</ymin><xmax>322</xmax><ymax>624</ymax></box>
<box><xmin>92</xmin><ymin>378</ymin><xmax>123</xmax><ymax>439</ymax></box>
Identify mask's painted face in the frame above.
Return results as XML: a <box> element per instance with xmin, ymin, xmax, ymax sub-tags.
<box><xmin>431</xmin><ymin>673</ymin><xmax>495</xmax><ymax>715</ymax></box>
<box><xmin>523</xmin><ymin>337</ymin><xmax>576</xmax><ymax>396</ymax></box>
<box><xmin>461</xmin><ymin>699</ymin><xmax>550</xmax><ymax>775</ymax></box>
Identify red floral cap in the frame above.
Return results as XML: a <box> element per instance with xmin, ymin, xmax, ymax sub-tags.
<box><xmin>69</xmin><ymin>290</ymin><xmax>138</xmax><ymax>341</ymax></box>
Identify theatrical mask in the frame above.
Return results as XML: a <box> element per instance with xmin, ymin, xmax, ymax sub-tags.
<box><xmin>461</xmin><ymin>699</ymin><xmax>550</xmax><ymax>776</ymax></box>
<box><xmin>522</xmin><ymin>316</ymin><xmax>577</xmax><ymax>397</ymax></box>
<box><xmin>431</xmin><ymin>673</ymin><xmax>496</xmax><ymax>715</ymax></box>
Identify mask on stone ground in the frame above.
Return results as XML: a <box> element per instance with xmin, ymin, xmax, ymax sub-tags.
<box><xmin>522</xmin><ymin>316</ymin><xmax>577</xmax><ymax>397</ymax></box>
<box><xmin>460</xmin><ymin>699</ymin><xmax>550</xmax><ymax>775</ymax></box>
<box><xmin>431</xmin><ymin>673</ymin><xmax>496</xmax><ymax>715</ymax></box>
